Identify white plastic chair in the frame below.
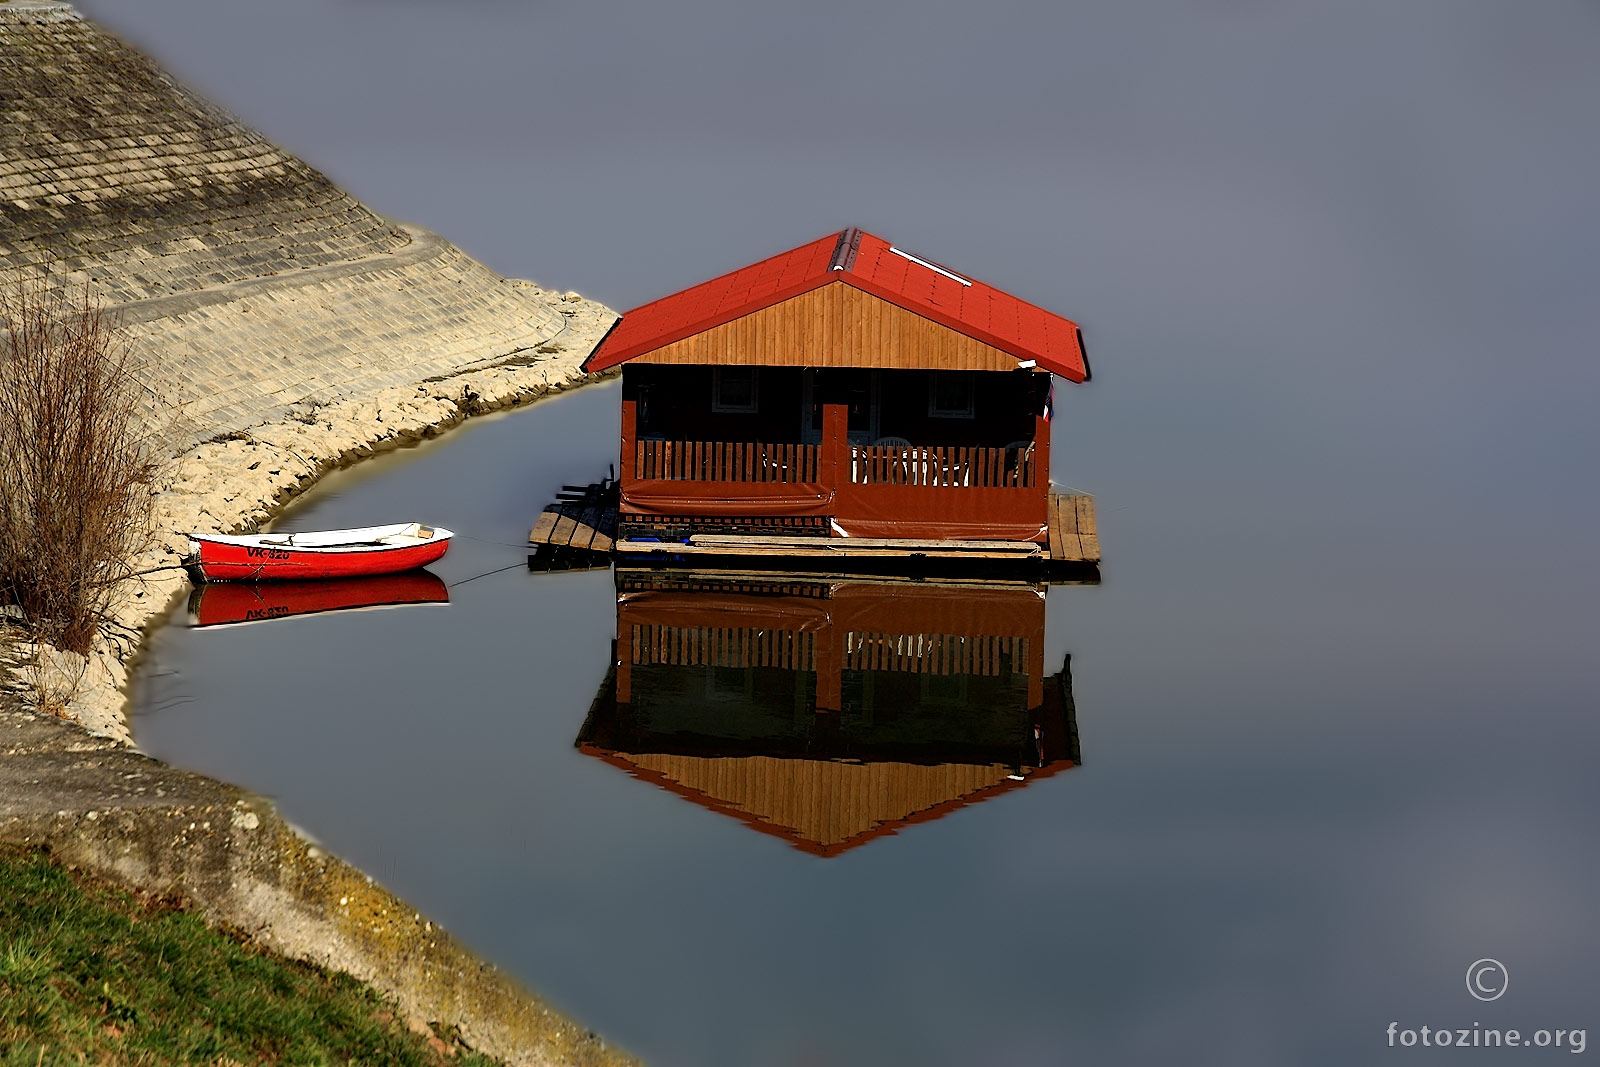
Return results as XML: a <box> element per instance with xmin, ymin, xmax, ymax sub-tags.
<box><xmin>861</xmin><ymin>436</ymin><xmax>914</xmax><ymax>483</ymax></box>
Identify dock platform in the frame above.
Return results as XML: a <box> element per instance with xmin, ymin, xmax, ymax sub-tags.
<box><xmin>1047</xmin><ymin>492</ymin><xmax>1100</xmax><ymax>565</ymax></box>
<box><xmin>530</xmin><ymin>485</ymin><xmax>1098</xmax><ymax>578</ymax></box>
<box><xmin>526</xmin><ymin>478</ymin><xmax>619</xmax><ymax>570</ymax></box>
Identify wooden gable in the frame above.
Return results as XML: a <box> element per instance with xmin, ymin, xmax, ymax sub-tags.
<box><xmin>621</xmin><ymin>281</ymin><xmax>1031</xmax><ymax>373</ymax></box>
<box><xmin>586</xmin><ymin>749</ymin><xmax>1070</xmax><ymax>856</ymax></box>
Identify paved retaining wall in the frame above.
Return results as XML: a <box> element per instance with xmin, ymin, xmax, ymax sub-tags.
<box><xmin>122</xmin><ymin>225</ymin><xmax>572</xmax><ymax>449</ymax></box>
<box><xmin>1</xmin><ymin>2</ymin><xmax>588</xmax><ymax>452</ymax></box>
<box><xmin>0</xmin><ymin>0</ymin><xmax>406</xmax><ymax>302</ymax></box>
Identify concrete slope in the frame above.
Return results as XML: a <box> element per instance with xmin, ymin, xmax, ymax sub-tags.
<box><xmin>0</xmin><ymin>1</ymin><xmax>598</xmax><ymax>451</ymax></box>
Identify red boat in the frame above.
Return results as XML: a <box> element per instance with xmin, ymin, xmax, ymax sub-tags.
<box><xmin>185</xmin><ymin>523</ymin><xmax>453</xmax><ymax>582</ymax></box>
<box><xmin>189</xmin><ymin>571</ymin><xmax>449</xmax><ymax>626</ymax></box>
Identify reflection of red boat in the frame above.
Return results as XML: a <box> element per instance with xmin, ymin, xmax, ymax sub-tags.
<box><xmin>189</xmin><ymin>571</ymin><xmax>449</xmax><ymax>627</ymax></box>
<box><xmin>185</xmin><ymin>523</ymin><xmax>452</xmax><ymax>582</ymax></box>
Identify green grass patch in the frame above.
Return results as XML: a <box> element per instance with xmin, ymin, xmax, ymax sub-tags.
<box><xmin>0</xmin><ymin>846</ymin><xmax>500</xmax><ymax>1066</ymax></box>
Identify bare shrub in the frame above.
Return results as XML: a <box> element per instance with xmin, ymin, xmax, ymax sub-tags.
<box><xmin>21</xmin><ymin>641</ymin><xmax>88</xmax><ymax>718</ymax></box>
<box><xmin>0</xmin><ymin>267</ymin><xmax>166</xmax><ymax>654</ymax></box>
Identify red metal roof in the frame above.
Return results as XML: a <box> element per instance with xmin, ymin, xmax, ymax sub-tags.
<box><xmin>582</xmin><ymin>228</ymin><xmax>1089</xmax><ymax>382</ymax></box>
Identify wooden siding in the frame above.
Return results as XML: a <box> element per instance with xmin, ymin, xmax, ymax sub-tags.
<box><xmin>630</xmin><ymin>282</ymin><xmax>1028</xmax><ymax>372</ymax></box>
<box><xmin>617</xmin><ymin>753</ymin><xmax>1029</xmax><ymax>850</ymax></box>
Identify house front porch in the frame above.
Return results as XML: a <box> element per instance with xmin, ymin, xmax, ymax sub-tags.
<box><xmin>618</xmin><ymin>365</ymin><xmax>1054</xmax><ymax>542</ymax></box>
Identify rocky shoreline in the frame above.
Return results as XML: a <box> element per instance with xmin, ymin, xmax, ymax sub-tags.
<box><xmin>13</xmin><ymin>290</ymin><xmax>615</xmax><ymax>744</ymax></box>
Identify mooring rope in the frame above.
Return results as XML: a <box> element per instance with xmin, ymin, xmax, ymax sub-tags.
<box><xmin>449</xmin><ymin>532</ymin><xmax>540</xmax><ymax>551</ymax></box>
<box><xmin>448</xmin><ymin>561</ymin><xmax>532</xmax><ymax>589</ymax></box>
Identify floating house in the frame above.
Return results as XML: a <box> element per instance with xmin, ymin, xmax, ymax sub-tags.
<box><xmin>578</xmin><ymin>574</ymin><xmax>1080</xmax><ymax>856</ymax></box>
<box><xmin>556</xmin><ymin>228</ymin><xmax>1098</xmax><ymax>571</ymax></box>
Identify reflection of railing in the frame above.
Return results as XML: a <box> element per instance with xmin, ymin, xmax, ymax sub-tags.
<box><xmin>628</xmin><ymin>624</ymin><xmax>1029</xmax><ymax>676</ymax></box>
<box><xmin>845</xmin><ymin>632</ymin><xmax>1030</xmax><ymax>675</ymax></box>
<box><xmin>635</xmin><ymin>440</ymin><xmax>820</xmax><ymax>482</ymax></box>
<box><xmin>630</xmin><ymin>624</ymin><xmax>816</xmax><ymax>670</ymax></box>
<box><xmin>850</xmin><ymin>444</ymin><xmax>1035</xmax><ymax>488</ymax></box>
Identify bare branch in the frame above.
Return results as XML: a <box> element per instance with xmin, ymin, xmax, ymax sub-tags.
<box><xmin>0</xmin><ymin>261</ymin><xmax>172</xmax><ymax>653</ymax></box>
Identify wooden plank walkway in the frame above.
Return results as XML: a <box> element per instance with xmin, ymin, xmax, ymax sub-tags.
<box><xmin>612</xmin><ymin>493</ymin><xmax>1097</xmax><ymax>564</ymax></box>
<box><xmin>531</xmin><ymin>483</ymin><xmax>1099</xmax><ymax>574</ymax></box>
<box><xmin>528</xmin><ymin>479</ymin><xmax>619</xmax><ymax>566</ymax></box>
<box><xmin>615</xmin><ymin>537</ymin><xmax>1043</xmax><ymax>561</ymax></box>
<box><xmin>1047</xmin><ymin>492</ymin><xmax>1100</xmax><ymax>564</ymax></box>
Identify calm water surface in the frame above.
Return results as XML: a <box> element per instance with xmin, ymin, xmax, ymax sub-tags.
<box><xmin>132</xmin><ymin>378</ymin><xmax>1600</xmax><ymax>1066</ymax></box>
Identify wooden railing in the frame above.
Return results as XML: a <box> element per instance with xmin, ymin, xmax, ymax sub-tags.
<box><xmin>849</xmin><ymin>444</ymin><xmax>1035</xmax><ymax>488</ymax></box>
<box><xmin>633</xmin><ymin>438</ymin><xmax>1036</xmax><ymax>488</ymax></box>
<box><xmin>635</xmin><ymin>439</ymin><xmax>821</xmax><ymax>483</ymax></box>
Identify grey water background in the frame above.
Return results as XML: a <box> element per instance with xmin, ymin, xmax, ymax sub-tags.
<box><xmin>91</xmin><ymin>0</ymin><xmax>1600</xmax><ymax>1063</ymax></box>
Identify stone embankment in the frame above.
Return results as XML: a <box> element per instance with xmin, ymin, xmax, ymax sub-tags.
<box><xmin>0</xmin><ymin>0</ymin><xmax>407</xmax><ymax>303</ymax></box>
<box><xmin>0</xmin><ymin>683</ymin><xmax>630</xmax><ymax>1066</ymax></box>
<box><xmin>1</xmin><ymin>4</ymin><xmax>633</xmax><ymax>1063</ymax></box>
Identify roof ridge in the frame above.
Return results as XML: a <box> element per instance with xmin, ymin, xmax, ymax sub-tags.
<box><xmin>828</xmin><ymin>226</ymin><xmax>862</xmax><ymax>273</ymax></box>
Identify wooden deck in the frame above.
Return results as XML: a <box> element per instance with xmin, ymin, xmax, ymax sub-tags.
<box><xmin>532</xmin><ymin>482</ymin><xmax>1098</xmax><ymax>575</ymax></box>
<box><xmin>615</xmin><ymin>534</ymin><xmax>1043</xmax><ymax>561</ymax></box>
<box><xmin>1047</xmin><ymin>492</ymin><xmax>1100</xmax><ymax>564</ymax></box>
<box><xmin>527</xmin><ymin>479</ymin><xmax>620</xmax><ymax>569</ymax></box>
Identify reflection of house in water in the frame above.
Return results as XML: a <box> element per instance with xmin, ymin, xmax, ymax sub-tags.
<box><xmin>578</xmin><ymin>575</ymin><xmax>1080</xmax><ymax>856</ymax></box>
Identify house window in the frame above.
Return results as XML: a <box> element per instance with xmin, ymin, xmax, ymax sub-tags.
<box><xmin>712</xmin><ymin>367</ymin><xmax>759</xmax><ymax>413</ymax></box>
<box><xmin>928</xmin><ymin>372</ymin><xmax>975</xmax><ymax>418</ymax></box>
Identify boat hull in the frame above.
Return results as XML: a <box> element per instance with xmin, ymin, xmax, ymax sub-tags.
<box><xmin>188</xmin><ymin>525</ymin><xmax>452</xmax><ymax>581</ymax></box>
